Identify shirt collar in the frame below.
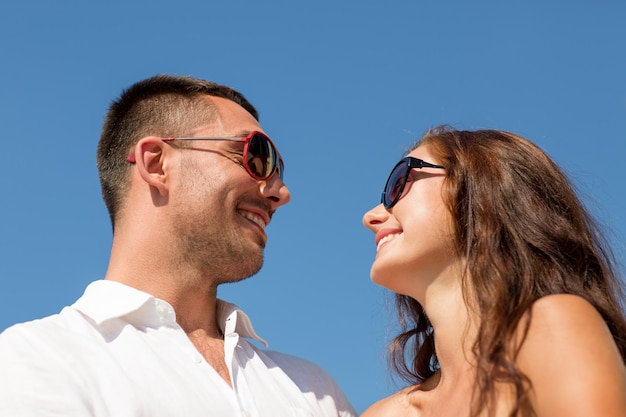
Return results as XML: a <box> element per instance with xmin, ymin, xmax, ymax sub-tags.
<box><xmin>72</xmin><ymin>280</ymin><xmax>267</xmax><ymax>346</ymax></box>
<box><xmin>217</xmin><ymin>299</ymin><xmax>268</xmax><ymax>347</ymax></box>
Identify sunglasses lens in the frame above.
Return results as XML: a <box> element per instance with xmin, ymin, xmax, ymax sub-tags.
<box><xmin>383</xmin><ymin>161</ymin><xmax>408</xmax><ymax>207</ymax></box>
<box><xmin>247</xmin><ymin>133</ymin><xmax>278</xmax><ymax>179</ymax></box>
<box><xmin>277</xmin><ymin>158</ymin><xmax>285</xmax><ymax>180</ymax></box>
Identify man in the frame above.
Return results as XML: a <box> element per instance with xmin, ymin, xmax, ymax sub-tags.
<box><xmin>0</xmin><ymin>75</ymin><xmax>356</xmax><ymax>417</ymax></box>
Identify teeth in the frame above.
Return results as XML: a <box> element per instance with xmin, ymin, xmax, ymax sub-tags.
<box><xmin>377</xmin><ymin>233</ymin><xmax>400</xmax><ymax>251</ymax></box>
<box><xmin>239</xmin><ymin>211</ymin><xmax>266</xmax><ymax>230</ymax></box>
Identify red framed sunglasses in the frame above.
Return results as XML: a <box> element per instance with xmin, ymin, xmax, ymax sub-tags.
<box><xmin>127</xmin><ymin>131</ymin><xmax>284</xmax><ymax>181</ymax></box>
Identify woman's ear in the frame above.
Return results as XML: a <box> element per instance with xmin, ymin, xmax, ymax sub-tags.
<box><xmin>130</xmin><ymin>136</ymin><xmax>169</xmax><ymax>196</ymax></box>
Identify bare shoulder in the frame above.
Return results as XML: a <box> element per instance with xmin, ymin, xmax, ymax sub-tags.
<box><xmin>529</xmin><ymin>293</ymin><xmax>604</xmax><ymax>324</ymax></box>
<box><xmin>523</xmin><ymin>294</ymin><xmax>621</xmax><ymax>354</ymax></box>
<box><xmin>517</xmin><ymin>294</ymin><xmax>626</xmax><ymax>416</ymax></box>
<box><xmin>361</xmin><ymin>386</ymin><xmax>416</xmax><ymax>417</ymax></box>
<box><xmin>519</xmin><ymin>293</ymin><xmax>622</xmax><ymax>368</ymax></box>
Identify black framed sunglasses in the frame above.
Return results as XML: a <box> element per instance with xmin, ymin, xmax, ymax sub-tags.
<box><xmin>381</xmin><ymin>156</ymin><xmax>446</xmax><ymax>208</ymax></box>
<box><xmin>127</xmin><ymin>131</ymin><xmax>284</xmax><ymax>181</ymax></box>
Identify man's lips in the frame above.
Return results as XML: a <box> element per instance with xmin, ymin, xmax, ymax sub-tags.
<box><xmin>237</xmin><ymin>209</ymin><xmax>269</xmax><ymax>231</ymax></box>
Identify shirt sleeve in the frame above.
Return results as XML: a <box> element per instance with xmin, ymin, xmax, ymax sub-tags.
<box><xmin>263</xmin><ymin>350</ymin><xmax>358</xmax><ymax>417</ymax></box>
<box><xmin>0</xmin><ymin>322</ymin><xmax>95</xmax><ymax>417</ymax></box>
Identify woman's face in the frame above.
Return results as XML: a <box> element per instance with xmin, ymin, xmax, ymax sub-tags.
<box><xmin>362</xmin><ymin>145</ymin><xmax>459</xmax><ymax>300</ymax></box>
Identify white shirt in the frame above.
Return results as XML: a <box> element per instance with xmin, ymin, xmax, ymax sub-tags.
<box><xmin>0</xmin><ymin>280</ymin><xmax>357</xmax><ymax>417</ymax></box>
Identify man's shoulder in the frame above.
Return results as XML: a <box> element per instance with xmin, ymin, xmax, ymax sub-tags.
<box><xmin>261</xmin><ymin>349</ymin><xmax>358</xmax><ymax>417</ymax></box>
<box><xmin>0</xmin><ymin>307</ymin><xmax>95</xmax><ymax>351</ymax></box>
<box><xmin>264</xmin><ymin>350</ymin><xmax>355</xmax><ymax>400</ymax></box>
<box><xmin>2</xmin><ymin>309</ymin><xmax>68</xmax><ymax>334</ymax></box>
<box><xmin>263</xmin><ymin>349</ymin><xmax>329</xmax><ymax>376</ymax></box>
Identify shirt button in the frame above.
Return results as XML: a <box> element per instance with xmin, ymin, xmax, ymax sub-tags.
<box><xmin>156</xmin><ymin>302</ymin><xmax>174</xmax><ymax>322</ymax></box>
<box><xmin>191</xmin><ymin>354</ymin><xmax>202</xmax><ymax>364</ymax></box>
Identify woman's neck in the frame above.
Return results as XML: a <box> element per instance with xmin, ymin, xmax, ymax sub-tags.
<box><xmin>422</xmin><ymin>275</ymin><xmax>479</xmax><ymax>383</ymax></box>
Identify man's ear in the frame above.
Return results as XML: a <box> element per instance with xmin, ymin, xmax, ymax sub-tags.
<box><xmin>130</xmin><ymin>136</ymin><xmax>170</xmax><ymax>196</ymax></box>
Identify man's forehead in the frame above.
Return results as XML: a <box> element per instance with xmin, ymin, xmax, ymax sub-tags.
<box><xmin>195</xmin><ymin>95</ymin><xmax>262</xmax><ymax>136</ymax></box>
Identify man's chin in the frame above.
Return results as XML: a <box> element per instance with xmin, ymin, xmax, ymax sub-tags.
<box><xmin>220</xmin><ymin>257</ymin><xmax>264</xmax><ymax>285</ymax></box>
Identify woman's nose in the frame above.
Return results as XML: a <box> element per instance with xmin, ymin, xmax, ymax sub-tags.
<box><xmin>362</xmin><ymin>203</ymin><xmax>389</xmax><ymax>232</ymax></box>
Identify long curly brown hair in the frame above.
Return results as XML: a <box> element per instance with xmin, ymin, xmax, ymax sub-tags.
<box><xmin>388</xmin><ymin>126</ymin><xmax>626</xmax><ymax>417</ymax></box>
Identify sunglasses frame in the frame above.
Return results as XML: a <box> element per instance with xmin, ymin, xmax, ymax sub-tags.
<box><xmin>127</xmin><ymin>131</ymin><xmax>284</xmax><ymax>181</ymax></box>
<box><xmin>381</xmin><ymin>156</ymin><xmax>446</xmax><ymax>208</ymax></box>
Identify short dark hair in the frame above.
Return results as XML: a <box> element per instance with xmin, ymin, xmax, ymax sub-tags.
<box><xmin>96</xmin><ymin>74</ymin><xmax>258</xmax><ymax>228</ymax></box>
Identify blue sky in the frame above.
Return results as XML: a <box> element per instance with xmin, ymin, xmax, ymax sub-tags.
<box><xmin>1</xmin><ymin>1</ymin><xmax>625</xmax><ymax>413</ymax></box>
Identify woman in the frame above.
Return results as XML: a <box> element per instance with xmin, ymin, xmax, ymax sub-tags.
<box><xmin>362</xmin><ymin>126</ymin><xmax>626</xmax><ymax>417</ymax></box>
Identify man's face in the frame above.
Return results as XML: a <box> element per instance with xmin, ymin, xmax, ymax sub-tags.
<box><xmin>168</xmin><ymin>96</ymin><xmax>290</xmax><ymax>285</ymax></box>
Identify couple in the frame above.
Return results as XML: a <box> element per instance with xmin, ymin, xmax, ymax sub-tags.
<box><xmin>1</xmin><ymin>75</ymin><xmax>625</xmax><ymax>417</ymax></box>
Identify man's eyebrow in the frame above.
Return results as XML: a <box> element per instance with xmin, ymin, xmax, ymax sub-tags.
<box><xmin>191</xmin><ymin>130</ymin><xmax>252</xmax><ymax>139</ymax></box>
<box><xmin>228</xmin><ymin>130</ymin><xmax>253</xmax><ymax>138</ymax></box>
